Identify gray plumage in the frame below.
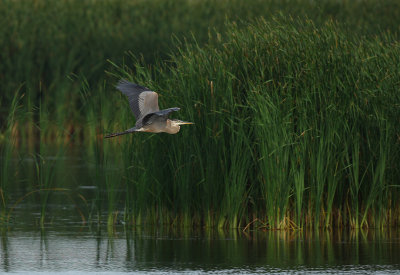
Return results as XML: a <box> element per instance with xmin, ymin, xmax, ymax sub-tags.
<box><xmin>105</xmin><ymin>79</ymin><xmax>193</xmax><ymax>138</ymax></box>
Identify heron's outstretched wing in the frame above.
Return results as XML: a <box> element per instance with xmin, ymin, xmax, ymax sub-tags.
<box><xmin>116</xmin><ymin>79</ymin><xmax>159</xmax><ymax>120</ymax></box>
<box><xmin>141</xmin><ymin>107</ymin><xmax>180</xmax><ymax>126</ymax></box>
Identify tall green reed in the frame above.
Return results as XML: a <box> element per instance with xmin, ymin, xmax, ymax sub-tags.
<box><xmin>251</xmin><ymin>90</ymin><xmax>293</xmax><ymax>228</ymax></box>
<box><xmin>0</xmin><ymin>89</ymin><xmax>22</xmax><ymax>220</ymax></box>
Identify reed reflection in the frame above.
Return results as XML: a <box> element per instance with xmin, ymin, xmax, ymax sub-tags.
<box><xmin>0</xmin><ymin>227</ymin><xmax>399</xmax><ymax>273</ymax></box>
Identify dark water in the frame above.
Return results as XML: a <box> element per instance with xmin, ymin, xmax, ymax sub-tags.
<box><xmin>1</xmin><ymin>224</ymin><xmax>400</xmax><ymax>274</ymax></box>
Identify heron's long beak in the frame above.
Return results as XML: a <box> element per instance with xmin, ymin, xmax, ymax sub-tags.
<box><xmin>176</xmin><ymin>120</ymin><xmax>194</xmax><ymax>125</ymax></box>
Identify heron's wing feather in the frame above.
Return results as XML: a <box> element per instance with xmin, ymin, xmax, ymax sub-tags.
<box><xmin>140</xmin><ymin>91</ymin><xmax>159</xmax><ymax>116</ymax></box>
<box><xmin>141</xmin><ymin>107</ymin><xmax>180</xmax><ymax>126</ymax></box>
<box><xmin>116</xmin><ymin>79</ymin><xmax>159</xmax><ymax>120</ymax></box>
<box><xmin>151</xmin><ymin>107</ymin><xmax>180</xmax><ymax>117</ymax></box>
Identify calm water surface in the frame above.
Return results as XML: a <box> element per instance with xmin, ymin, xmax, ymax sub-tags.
<box><xmin>1</xmin><ymin>224</ymin><xmax>400</xmax><ymax>274</ymax></box>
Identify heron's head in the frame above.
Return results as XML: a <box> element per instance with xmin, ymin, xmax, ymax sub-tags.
<box><xmin>168</xmin><ymin>119</ymin><xmax>194</xmax><ymax>134</ymax></box>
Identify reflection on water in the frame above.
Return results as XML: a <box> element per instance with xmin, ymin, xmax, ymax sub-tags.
<box><xmin>1</xmin><ymin>226</ymin><xmax>400</xmax><ymax>274</ymax></box>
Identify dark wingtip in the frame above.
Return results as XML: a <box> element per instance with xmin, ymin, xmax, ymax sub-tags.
<box><xmin>115</xmin><ymin>79</ymin><xmax>151</xmax><ymax>93</ymax></box>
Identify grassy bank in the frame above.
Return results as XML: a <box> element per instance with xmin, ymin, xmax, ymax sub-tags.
<box><xmin>0</xmin><ymin>0</ymin><xmax>400</xmax><ymax>229</ymax></box>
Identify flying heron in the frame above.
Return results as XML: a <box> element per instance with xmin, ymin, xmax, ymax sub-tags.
<box><xmin>105</xmin><ymin>80</ymin><xmax>193</xmax><ymax>138</ymax></box>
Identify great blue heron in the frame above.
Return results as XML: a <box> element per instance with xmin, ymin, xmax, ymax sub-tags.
<box><xmin>105</xmin><ymin>80</ymin><xmax>193</xmax><ymax>138</ymax></box>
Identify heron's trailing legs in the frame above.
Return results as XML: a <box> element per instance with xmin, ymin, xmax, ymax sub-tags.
<box><xmin>104</xmin><ymin>128</ymin><xmax>137</xmax><ymax>138</ymax></box>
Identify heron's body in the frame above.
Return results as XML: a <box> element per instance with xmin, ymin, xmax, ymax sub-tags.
<box><xmin>105</xmin><ymin>80</ymin><xmax>193</xmax><ymax>138</ymax></box>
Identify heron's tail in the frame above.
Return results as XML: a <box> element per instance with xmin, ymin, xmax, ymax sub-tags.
<box><xmin>104</xmin><ymin>128</ymin><xmax>136</xmax><ymax>139</ymax></box>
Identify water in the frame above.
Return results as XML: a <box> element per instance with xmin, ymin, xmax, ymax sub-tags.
<box><xmin>1</xmin><ymin>224</ymin><xmax>400</xmax><ymax>274</ymax></box>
